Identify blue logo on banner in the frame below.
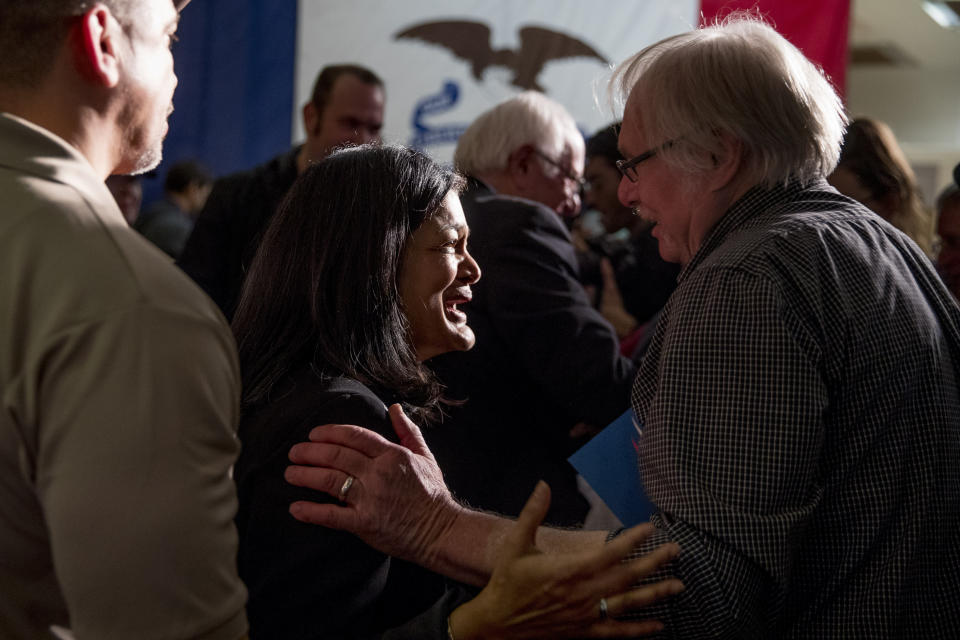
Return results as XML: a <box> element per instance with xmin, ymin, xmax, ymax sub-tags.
<box><xmin>409</xmin><ymin>80</ymin><xmax>469</xmax><ymax>149</ymax></box>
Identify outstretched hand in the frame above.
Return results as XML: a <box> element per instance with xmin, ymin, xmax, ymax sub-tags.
<box><xmin>286</xmin><ymin>404</ymin><xmax>464</xmax><ymax>567</ymax></box>
<box><xmin>286</xmin><ymin>403</ymin><xmax>685</xmax><ymax>636</ymax></box>
<box><xmin>450</xmin><ymin>481</ymin><xmax>683</xmax><ymax>639</ymax></box>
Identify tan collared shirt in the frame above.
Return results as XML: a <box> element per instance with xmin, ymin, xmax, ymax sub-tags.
<box><xmin>0</xmin><ymin>113</ymin><xmax>247</xmax><ymax>639</ymax></box>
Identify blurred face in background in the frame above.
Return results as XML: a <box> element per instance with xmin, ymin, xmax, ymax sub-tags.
<box><xmin>584</xmin><ymin>155</ymin><xmax>635</xmax><ymax>233</ymax></box>
<box><xmin>938</xmin><ymin>199</ymin><xmax>960</xmax><ymax>300</ymax></box>
<box><xmin>519</xmin><ymin>141</ymin><xmax>583</xmax><ymax>218</ymax></box>
<box><xmin>106</xmin><ymin>174</ymin><xmax>144</xmax><ymax>224</ymax></box>
<box><xmin>302</xmin><ymin>74</ymin><xmax>384</xmax><ymax>163</ymax></box>
<box><xmin>184</xmin><ymin>181</ymin><xmax>212</xmax><ymax>216</ymax></box>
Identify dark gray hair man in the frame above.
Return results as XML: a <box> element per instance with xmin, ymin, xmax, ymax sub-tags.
<box><xmin>0</xmin><ymin>1</ymin><xmax>248</xmax><ymax>637</ymax></box>
<box><xmin>281</xmin><ymin>14</ymin><xmax>960</xmax><ymax>639</ymax></box>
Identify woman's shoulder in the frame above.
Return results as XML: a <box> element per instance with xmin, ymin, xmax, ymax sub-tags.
<box><xmin>236</xmin><ymin>370</ymin><xmax>398</xmax><ymax>491</ymax></box>
<box><xmin>320</xmin><ymin>374</ymin><xmax>386</xmax><ymax>403</ymax></box>
<box><xmin>240</xmin><ymin>369</ymin><xmax>396</xmax><ymax>448</ymax></box>
<box><xmin>311</xmin><ymin>374</ymin><xmax>393</xmax><ymax>434</ymax></box>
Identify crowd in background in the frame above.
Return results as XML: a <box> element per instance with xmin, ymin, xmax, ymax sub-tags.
<box><xmin>2</xmin><ymin>1</ymin><xmax>959</xmax><ymax>639</ymax></box>
<box><xmin>119</xmin><ymin>102</ymin><xmax>960</xmax><ymax>312</ymax></box>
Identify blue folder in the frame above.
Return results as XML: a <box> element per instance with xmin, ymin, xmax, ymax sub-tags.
<box><xmin>568</xmin><ymin>409</ymin><xmax>656</xmax><ymax>527</ymax></box>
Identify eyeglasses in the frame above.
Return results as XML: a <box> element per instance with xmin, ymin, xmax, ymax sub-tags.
<box><xmin>615</xmin><ymin>139</ymin><xmax>675</xmax><ymax>182</ymax></box>
<box><xmin>534</xmin><ymin>149</ymin><xmax>585</xmax><ymax>189</ymax></box>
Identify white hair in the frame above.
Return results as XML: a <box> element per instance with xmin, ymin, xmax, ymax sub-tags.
<box><xmin>454</xmin><ymin>91</ymin><xmax>584</xmax><ymax>176</ymax></box>
<box><xmin>611</xmin><ymin>14</ymin><xmax>848</xmax><ymax>187</ymax></box>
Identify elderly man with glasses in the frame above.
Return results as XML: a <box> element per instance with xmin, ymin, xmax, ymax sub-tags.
<box><xmin>426</xmin><ymin>91</ymin><xmax>635</xmax><ymax>527</ymax></box>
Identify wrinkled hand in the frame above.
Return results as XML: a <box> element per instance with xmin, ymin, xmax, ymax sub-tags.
<box><xmin>451</xmin><ymin>482</ymin><xmax>683</xmax><ymax>639</ymax></box>
<box><xmin>285</xmin><ymin>404</ymin><xmax>463</xmax><ymax>567</ymax></box>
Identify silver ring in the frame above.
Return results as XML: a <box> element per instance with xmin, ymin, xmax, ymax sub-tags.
<box><xmin>598</xmin><ymin>597</ymin><xmax>608</xmax><ymax>620</ymax></box>
<box><xmin>338</xmin><ymin>475</ymin><xmax>355</xmax><ymax>502</ymax></box>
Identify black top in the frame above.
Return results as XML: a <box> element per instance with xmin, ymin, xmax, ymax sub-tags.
<box><xmin>427</xmin><ymin>180</ymin><xmax>636</xmax><ymax>526</ymax></box>
<box><xmin>235</xmin><ymin>370</ymin><xmax>471</xmax><ymax>639</ymax></box>
<box><xmin>177</xmin><ymin>146</ymin><xmax>300</xmax><ymax>320</ymax></box>
<box><xmin>134</xmin><ymin>198</ymin><xmax>194</xmax><ymax>259</ymax></box>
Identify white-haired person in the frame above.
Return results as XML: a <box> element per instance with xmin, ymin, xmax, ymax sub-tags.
<box><xmin>425</xmin><ymin>91</ymin><xmax>636</xmax><ymax>527</ymax></box>
<box><xmin>282</xmin><ymin>14</ymin><xmax>960</xmax><ymax>638</ymax></box>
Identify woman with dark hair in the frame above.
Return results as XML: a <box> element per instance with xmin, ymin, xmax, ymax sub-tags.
<box><xmin>231</xmin><ymin>145</ymin><xmax>681</xmax><ymax>639</ymax></box>
<box><xmin>828</xmin><ymin>117</ymin><xmax>935</xmax><ymax>257</ymax></box>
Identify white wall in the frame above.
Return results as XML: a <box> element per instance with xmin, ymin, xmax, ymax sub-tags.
<box><xmin>847</xmin><ymin>67</ymin><xmax>960</xmax><ymax>204</ymax></box>
<box><xmin>295</xmin><ymin>0</ymin><xmax>699</xmax><ymax>165</ymax></box>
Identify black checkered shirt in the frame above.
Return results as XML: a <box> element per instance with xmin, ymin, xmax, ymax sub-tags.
<box><xmin>621</xmin><ymin>179</ymin><xmax>960</xmax><ymax>638</ymax></box>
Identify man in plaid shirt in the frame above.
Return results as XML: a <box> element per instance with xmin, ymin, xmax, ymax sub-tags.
<box><xmin>283</xmin><ymin>15</ymin><xmax>960</xmax><ymax>638</ymax></box>
<box><xmin>606</xmin><ymin>15</ymin><xmax>960</xmax><ymax>636</ymax></box>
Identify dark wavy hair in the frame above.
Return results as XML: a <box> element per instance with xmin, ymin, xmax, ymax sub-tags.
<box><xmin>835</xmin><ymin>118</ymin><xmax>934</xmax><ymax>256</ymax></box>
<box><xmin>232</xmin><ymin>144</ymin><xmax>462</xmax><ymax>422</ymax></box>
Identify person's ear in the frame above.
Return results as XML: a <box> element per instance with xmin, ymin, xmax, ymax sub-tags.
<box><xmin>507</xmin><ymin>145</ymin><xmax>536</xmax><ymax>184</ymax></box>
<box><xmin>75</xmin><ymin>4</ymin><xmax>123</xmax><ymax>88</ymax></box>
<box><xmin>707</xmin><ymin>133</ymin><xmax>743</xmax><ymax>192</ymax></box>
<box><xmin>303</xmin><ymin>101</ymin><xmax>319</xmax><ymax>136</ymax></box>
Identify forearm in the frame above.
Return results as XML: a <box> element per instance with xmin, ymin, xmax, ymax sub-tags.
<box><xmin>436</xmin><ymin>496</ymin><xmax>777</xmax><ymax>637</ymax></box>
<box><xmin>422</xmin><ymin>505</ymin><xmax>608</xmax><ymax>586</ymax></box>
<box><xmin>444</xmin><ymin>492</ymin><xmax>683</xmax><ymax>640</ymax></box>
<box><xmin>286</xmin><ymin>409</ymin><xmax>613</xmax><ymax>586</ymax></box>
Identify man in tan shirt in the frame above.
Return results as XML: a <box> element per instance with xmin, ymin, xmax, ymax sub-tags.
<box><xmin>0</xmin><ymin>1</ymin><xmax>247</xmax><ymax>638</ymax></box>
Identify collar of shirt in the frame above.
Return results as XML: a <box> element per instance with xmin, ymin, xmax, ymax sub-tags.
<box><xmin>677</xmin><ymin>177</ymin><xmax>829</xmax><ymax>285</ymax></box>
<box><xmin>0</xmin><ymin>112</ymin><xmax>127</xmax><ymax>228</ymax></box>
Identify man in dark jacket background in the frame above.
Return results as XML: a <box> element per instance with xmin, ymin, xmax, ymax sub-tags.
<box><xmin>178</xmin><ymin>64</ymin><xmax>384</xmax><ymax>319</ymax></box>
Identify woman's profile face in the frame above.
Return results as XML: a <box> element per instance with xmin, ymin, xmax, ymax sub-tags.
<box><xmin>398</xmin><ymin>190</ymin><xmax>481</xmax><ymax>361</ymax></box>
